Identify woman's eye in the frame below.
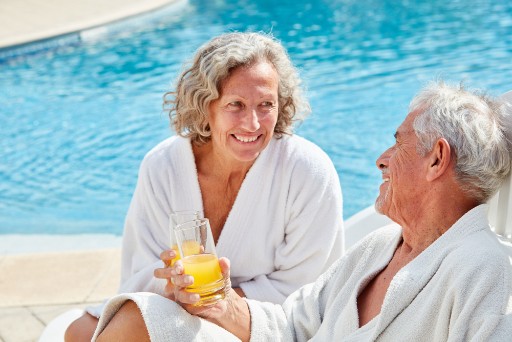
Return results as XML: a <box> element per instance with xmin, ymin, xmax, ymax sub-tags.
<box><xmin>260</xmin><ymin>101</ymin><xmax>274</xmax><ymax>108</ymax></box>
<box><xmin>227</xmin><ymin>101</ymin><xmax>243</xmax><ymax>108</ymax></box>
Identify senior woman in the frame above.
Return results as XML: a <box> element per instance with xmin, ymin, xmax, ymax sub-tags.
<box><xmin>65</xmin><ymin>32</ymin><xmax>343</xmax><ymax>341</ymax></box>
<box><xmin>94</xmin><ymin>81</ymin><xmax>512</xmax><ymax>341</ymax></box>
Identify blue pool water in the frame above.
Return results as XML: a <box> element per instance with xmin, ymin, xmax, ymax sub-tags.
<box><xmin>1</xmin><ymin>0</ymin><xmax>512</xmax><ymax>235</ymax></box>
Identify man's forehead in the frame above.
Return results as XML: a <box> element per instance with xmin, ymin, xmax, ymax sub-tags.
<box><xmin>395</xmin><ymin>111</ymin><xmax>417</xmax><ymax>136</ymax></box>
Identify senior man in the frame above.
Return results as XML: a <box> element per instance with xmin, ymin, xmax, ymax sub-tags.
<box><xmin>93</xmin><ymin>81</ymin><xmax>512</xmax><ymax>341</ymax></box>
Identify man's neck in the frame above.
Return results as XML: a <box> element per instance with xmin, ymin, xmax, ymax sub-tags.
<box><xmin>400</xmin><ymin>195</ymin><xmax>479</xmax><ymax>254</ymax></box>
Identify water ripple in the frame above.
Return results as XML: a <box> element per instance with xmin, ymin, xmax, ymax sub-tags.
<box><xmin>1</xmin><ymin>0</ymin><xmax>512</xmax><ymax>234</ymax></box>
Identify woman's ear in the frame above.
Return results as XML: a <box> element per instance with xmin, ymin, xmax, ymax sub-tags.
<box><xmin>426</xmin><ymin>138</ymin><xmax>452</xmax><ymax>182</ymax></box>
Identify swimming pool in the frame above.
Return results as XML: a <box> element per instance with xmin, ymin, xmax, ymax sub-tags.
<box><xmin>1</xmin><ymin>0</ymin><xmax>511</xmax><ymax>235</ymax></box>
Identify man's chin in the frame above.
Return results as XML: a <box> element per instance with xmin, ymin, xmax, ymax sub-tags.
<box><xmin>374</xmin><ymin>198</ymin><xmax>386</xmax><ymax>216</ymax></box>
<box><xmin>374</xmin><ymin>204</ymin><xmax>382</xmax><ymax>215</ymax></box>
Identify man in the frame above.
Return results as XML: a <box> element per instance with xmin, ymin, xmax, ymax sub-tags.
<box><xmin>94</xmin><ymin>81</ymin><xmax>512</xmax><ymax>341</ymax></box>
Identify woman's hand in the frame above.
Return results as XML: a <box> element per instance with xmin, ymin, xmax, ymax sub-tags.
<box><xmin>153</xmin><ymin>249</ymin><xmax>179</xmax><ymax>301</ymax></box>
<box><xmin>169</xmin><ymin>257</ymin><xmax>231</xmax><ymax>316</ymax></box>
<box><xmin>169</xmin><ymin>257</ymin><xmax>251</xmax><ymax>341</ymax></box>
<box><xmin>154</xmin><ymin>250</ymin><xmax>246</xmax><ymax>302</ymax></box>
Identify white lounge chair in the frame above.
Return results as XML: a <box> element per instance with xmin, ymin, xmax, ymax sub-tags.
<box><xmin>489</xmin><ymin>91</ymin><xmax>512</xmax><ymax>242</ymax></box>
<box><xmin>38</xmin><ymin>308</ymin><xmax>85</xmax><ymax>342</ymax></box>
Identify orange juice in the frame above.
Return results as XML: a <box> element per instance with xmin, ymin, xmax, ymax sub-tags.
<box><xmin>169</xmin><ymin>240</ymin><xmax>201</xmax><ymax>266</ymax></box>
<box><xmin>182</xmin><ymin>253</ymin><xmax>225</xmax><ymax>306</ymax></box>
<box><xmin>181</xmin><ymin>240</ymin><xmax>202</xmax><ymax>256</ymax></box>
<box><xmin>173</xmin><ymin>218</ymin><xmax>224</xmax><ymax>305</ymax></box>
<box><xmin>182</xmin><ymin>254</ymin><xmax>223</xmax><ymax>286</ymax></box>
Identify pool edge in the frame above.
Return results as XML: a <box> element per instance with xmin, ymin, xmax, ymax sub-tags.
<box><xmin>0</xmin><ymin>0</ymin><xmax>184</xmax><ymax>50</ymax></box>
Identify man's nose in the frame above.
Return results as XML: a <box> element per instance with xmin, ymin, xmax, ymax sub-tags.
<box><xmin>376</xmin><ymin>149</ymin><xmax>391</xmax><ymax>170</ymax></box>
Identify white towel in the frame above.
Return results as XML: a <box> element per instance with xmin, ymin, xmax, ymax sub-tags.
<box><xmin>92</xmin><ymin>292</ymin><xmax>240</xmax><ymax>341</ymax></box>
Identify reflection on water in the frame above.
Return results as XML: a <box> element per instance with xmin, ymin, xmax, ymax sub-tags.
<box><xmin>1</xmin><ymin>0</ymin><xmax>511</xmax><ymax>234</ymax></box>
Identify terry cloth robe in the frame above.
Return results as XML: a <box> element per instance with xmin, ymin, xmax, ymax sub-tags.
<box><xmin>248</xmin><ymin>204</ymin><xmax>512</xmax><ymax>341</ymax></box>
<box><xmin>87</xmin><ymin>134</ymin><xmax>343</xmax><ymax>317</ymax></box>
<box><xmin>93</xmin><ymin>205</ymin><xmax>512</xmax><ymax>341</ymax></box>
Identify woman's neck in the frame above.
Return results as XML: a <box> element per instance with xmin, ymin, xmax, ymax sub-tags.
<box><xmin>192</xmin><ymin>141</ymin><xmax>254</xmax><ymax>181</ymax></box>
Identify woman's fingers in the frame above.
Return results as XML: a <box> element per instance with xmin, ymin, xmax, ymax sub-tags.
<box><xmin>159</xmin><ymin>257</ymin><xmax>233</xmax><ymax>309</ymax></box>
<box><xmin>153</xmin><ymin>266</ymin><xmax>172</xmax><ymax>279</ymax></box>
<box><xmin>154</xmin><ymin>253</ymin><xmax>181</xmax><ymax>279</ymax></box>
<box><xmin>172</xmin><ymin>273</ymin><xmax>194</xmax><ymax>288</ymax></box>
<box><xmin>164</xmin><ymin>280</ymin><xmax>176</xmax><ymax>301</ymax></box>
<box><xmin>218</xmin><ymin>257</ymin><xmax>231</xmax><ymax>278</ymax></box>
<box><xmin>159</xmin><ymin>249</ymin><xmax>177</xmax><ymax>265</ymax></box>
<box><xmin>218</xmin><ymin>257</ymin><xmax>233</xmax><ymax>289</ymax></box>
<box><xmin>174</xmin><ymin>288</ymin><xmax>200</xmax><ymax>305</ymax></box>
<box><xmin>172</xmin><ymin>273</ymin><xmax>201</xmax><ymax>306</ymax></box>
<box><xmin>156</xmin><ymin>259</ymin><xmax>194</xmax><ymax>301</ymax></box>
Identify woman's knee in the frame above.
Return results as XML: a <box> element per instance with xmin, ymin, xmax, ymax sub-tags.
<box><xmin>96</xmin><ymin>300</ymin><xmax>149</xmax><ymax>342</ymax></box>
<box><xmin>64</xmin><ymin>313</ymin><xmax>98</xmax><ymax>342</ymax></box>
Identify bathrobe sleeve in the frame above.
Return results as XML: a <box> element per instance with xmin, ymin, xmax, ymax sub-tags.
<box><xmin>246</xmin><ymin>232</ymin><xmax>377</xmax><ymax>341</ymax></box>
<box><xmin>442</xmin><ymin>238</ymin><xmax>512</xmax><ymax>341</ymax></box>
<box><xmin>115</xmin><ymin>136</ymin><xmax>202</xmax><ymax>298</ymax></box>
<box><xmin>116</xmin><ymin>153</ymin><xmax>170</xmax><ymax>295</ymax></box>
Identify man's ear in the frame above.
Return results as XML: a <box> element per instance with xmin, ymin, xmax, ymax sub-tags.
<box><xmin>426</xmin><ymin>138</ymin><xmax>452</xmax><ymax>182</ymax></box>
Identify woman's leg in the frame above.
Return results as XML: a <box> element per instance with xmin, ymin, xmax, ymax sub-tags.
<box><xmin>96</xmin><ymin>300</ymin><xmax>149</xmax><ymax>342</ymax></box>
<box><xmin>64</xmin><ymin>313</ymin><xmax>98</xmax><ymax>342</ymax></box>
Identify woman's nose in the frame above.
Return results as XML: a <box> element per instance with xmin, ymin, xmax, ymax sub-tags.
<box><xmin>242</xmin><ymin>108</ymin><xmax>260</xmax><ymax>131</ymax></box>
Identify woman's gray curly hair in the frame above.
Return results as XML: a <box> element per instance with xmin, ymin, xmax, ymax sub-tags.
<box><xmin>410</xmin><ymin>81</ymin><xmax>512</xmax><ymax>203</ymax></box>
<box><xmin>164</xmin><ymin>32</ymin><xmax>310</xmax><ymax>144</ymax></box>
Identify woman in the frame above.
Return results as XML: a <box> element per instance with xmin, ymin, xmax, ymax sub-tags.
<box><xmin>66</xmin><ymin>31</ymin><xmax>344</xmax><ymax>341</ymax></box>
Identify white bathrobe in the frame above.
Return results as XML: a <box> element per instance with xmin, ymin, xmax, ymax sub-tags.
<box><xmin>248</xmin><ymin>204</ymin><xmax>512</xmax><ymax>341</ymax></box>
<box><xmin>94</xmin><ymin>205</ymin><xmax>512</xmax><ymax>341</ymax></box>
<box><xmin>88</xmin><ymin>134</ymin><xmax>343</xmax><ymax>317</ymax></box>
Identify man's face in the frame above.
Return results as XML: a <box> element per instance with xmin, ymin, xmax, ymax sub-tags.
<box><xmin>375</xmin><ymin>110</ymin><xmax>431</xmax><ymax>222</ymax></box>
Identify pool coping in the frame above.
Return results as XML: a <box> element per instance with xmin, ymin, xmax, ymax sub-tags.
<box><xmin>0</xmin><ymin>0</ymin><xmax>183</xmax><ymax>50</ymax></box>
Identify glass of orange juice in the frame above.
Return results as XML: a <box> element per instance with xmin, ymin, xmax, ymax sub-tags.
<box><xmin>169</xmin><ymin>210</ymin><xmax>202</xmax><ymax>266</ymax></box>
<box><xmin>174</xmin><ymin>218</ymin><xmax>226</xmax><ymax>306</ymax></box>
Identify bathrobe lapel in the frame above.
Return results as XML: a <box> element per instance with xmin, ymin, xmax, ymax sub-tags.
<box><xmin>373</xmin><ymin>205</ymin><xmax>489</xmax><ymax>338</ymax></box>
<box><xmin>214</xmin><ymin>138</ymin><xmax>275</xmax><ymax>256</ymax></box>
<box><xmin>170</xmin><ymin>136</ymin><xmax>204</xmax><ymax>213</ymax></box>
<box><xmin>172</xmin><ymin>136</ymin><xmax>276</xmax><ymax>256</ymax></box>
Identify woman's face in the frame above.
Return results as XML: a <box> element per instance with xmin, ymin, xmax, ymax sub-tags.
<box><xmin>207</xmin><ymin>61</ymin><xmax>279</xmax><ymax>165</ymax></box>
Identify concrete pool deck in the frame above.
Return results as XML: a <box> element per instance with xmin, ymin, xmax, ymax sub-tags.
<box><xmin>0</xmin><ymin>0</ymin><xmax>180</xmax><ymax>49</ymax></box>
<box><xmin>0</xmin><ymin>0</ymin><xmax>179</xmax><ymax>340</ymax></box>
<box><xmin>0</xmin><ymin>247</ymin><xmax>121</xmax><ymax>341</ymax></box>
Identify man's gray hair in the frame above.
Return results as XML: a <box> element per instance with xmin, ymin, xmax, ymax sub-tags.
<box><xmin>410</xmin><ymin>81</ymin><xmax>511</xmax><ymax>202</ymax></box>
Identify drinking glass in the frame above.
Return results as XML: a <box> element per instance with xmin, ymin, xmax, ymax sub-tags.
<box><xmin>169</xmin><ymin>210</ymin><xmax>202</xmax><ymax>266</ymax></box>
<box><xmin>174</xmin><ymin>218</ymin><xmax>226</xmax><ymax>306</ymax></box>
